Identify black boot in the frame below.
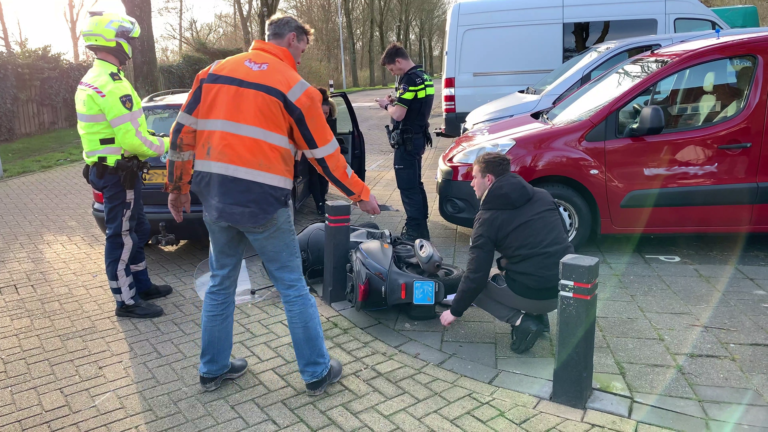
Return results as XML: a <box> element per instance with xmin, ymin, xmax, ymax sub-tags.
<box><xmin>510</xmin><ymin>314</ymin><xmax>545</xmax><ymax>354</ymax></box>
<box><xmin>306</xmin><ymin>359</ymin><xmax>342</xmax><ymax>396</ymax></box>
<box><xmin>115</xmin><ymin>298</ymin><xmax>164</xmax><ymax>319</ymax></box>
<box><xmin>138</xmin><ymin>284</ymin><xmax>173</xmax><ymax>301</ymax></box>
<box><xmin>200</xmin><ymin>358</ymin><xmax>248</xmax><ymax>392</ymax></box>
<box><xmin>535</xmin><ymin>314</ymin><xmax>551</xmax><ymax>333</ymax></box>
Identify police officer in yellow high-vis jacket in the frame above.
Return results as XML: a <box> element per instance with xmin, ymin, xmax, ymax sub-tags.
<box><xmin>76</xmin><ymin>11</ymin><xmax>172</xmax><ymax>318</ymax></box>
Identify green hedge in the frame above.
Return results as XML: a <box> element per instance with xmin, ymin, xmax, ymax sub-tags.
<box><xmin>0</xmin><ymin>47</ymin><xmax>91</xmax><ymax>142</ymax></box>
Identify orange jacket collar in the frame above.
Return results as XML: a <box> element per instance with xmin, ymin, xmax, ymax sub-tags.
<box><xmin>249</xmin><ymin>41</ymin><xmax>298</xmax><ymax>72</ymax></box>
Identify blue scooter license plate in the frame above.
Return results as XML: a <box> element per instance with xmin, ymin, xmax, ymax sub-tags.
<box><xmin>413</xmin><ymin>281</ymin><xmax>436</xmax><ymax>305</ymax></box>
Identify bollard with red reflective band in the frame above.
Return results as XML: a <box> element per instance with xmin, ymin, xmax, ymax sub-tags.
<box><xmin>552</xmin><ymin>254</ymin><xmax>600</xmax><ymax>409</ymax></box>
<box><xmin>322</xmin><ymin>201</ymin><xmax>351</xmax><ymax>305</ymax></box>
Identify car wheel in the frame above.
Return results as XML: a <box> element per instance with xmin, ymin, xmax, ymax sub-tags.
<box><xmin>539</xmin><ymin>183</ymin><xmax>592</xmax><ymax>250</ymax></box>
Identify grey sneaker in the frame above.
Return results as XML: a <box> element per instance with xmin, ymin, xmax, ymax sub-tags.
<box><xmin>199</xmin><ymin>358</ymin><xmax>248</xmax><ymax>392</ymax></box>
<box><xmin>306</xmin><ymin>359</ymin><xmax>342</xmax><ymax>396</ymax></box>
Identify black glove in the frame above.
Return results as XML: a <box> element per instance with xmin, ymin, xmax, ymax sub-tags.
<box><xmin>82</xmin><ymin>164</ymin><xmax>91</xmax><ymax>185</ymax></box>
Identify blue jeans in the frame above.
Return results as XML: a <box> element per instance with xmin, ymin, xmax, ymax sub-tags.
<box><xmin>200</xmin><ymin>207</ymin><xmax>330</xmax><ymax>382</ymax></box>
<box><xmin>90</xmin><ymin>169</ymin><xmax>153</xmax><ymax>307</ymax></box>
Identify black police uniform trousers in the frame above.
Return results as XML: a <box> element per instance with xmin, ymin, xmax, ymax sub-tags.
<box><xmin>394</xmin><ymin>133</ymin><xmax>429</xmax><ymax>231</ymax></box>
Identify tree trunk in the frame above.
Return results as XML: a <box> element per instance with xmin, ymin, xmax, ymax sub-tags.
<box><xmin>428</xmin><ymin>36</ymin><xmax>434</xmax><ymax>75</ymax></box>
<box><xmin>342</xmin><ymin>0</ymin><xmax>359</xmax><ymax>88</ymax></box>
<box><xmin>0</xmin><ymin>0</ymin><xmax>10</xmax><ymax>53</ymax></box>
<box><xmin>594</xmin><ymin>21</ymin><xmax>611</xmax><ymax>45</ymax></box>
<box><xmin>378</xmin><ymin>22</ymin><xmax>387</xmax><ymax>86</ymax></box>
<box><xmin>178</xmin><ymin>0</ymin><xmax>183</xmax><ymax>58</ymax></box>
<box><xmin>66</xmin><ymin>0</ymin><xmax>81</xmax><ymax>62</ymax></box>
<box><xmin>368</xmin><ymin>0</ymin><xmax>375</xmax><ymax>86</ymax></box>
<box><xmin>235</xmin><ymin>0</ymin><xmax>253</xmax><ymax>51</ymax></box>
<box><xmin>258</xmin><ymin>0</ymin><xmax>281</xmax><ymax>42</ymax></box>
<box><xmin>122</xmin><ymin>0</ymin><xmax>160</xmax><ymax>97</ymax></box>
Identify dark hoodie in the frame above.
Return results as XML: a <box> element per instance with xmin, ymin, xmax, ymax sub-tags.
<box><xmin>450</xmin><ymin>173</ymin><xmax>574</xmax><ymax>317</ymax></box>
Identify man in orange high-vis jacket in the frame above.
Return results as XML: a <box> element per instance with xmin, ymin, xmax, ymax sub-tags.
<box><xmin>165</xmin><ymin>15</ymin><xmax>380</xmax><ymax>394</ymax></box>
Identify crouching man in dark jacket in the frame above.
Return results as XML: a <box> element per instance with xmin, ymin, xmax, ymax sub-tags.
<box><xmin>440</xmin><ymin>152</ymin><xmax>574</xmax><ymax>353</ymax></box>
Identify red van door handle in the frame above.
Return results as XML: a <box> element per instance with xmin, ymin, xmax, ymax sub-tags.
<box><xmin>718</xmin><ymin>143</ymin><xmax>751</xmax><ymax>150</ymax></box>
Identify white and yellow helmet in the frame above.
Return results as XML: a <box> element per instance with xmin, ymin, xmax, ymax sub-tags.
<box><xmin>82</xmin><ymin>11</ymin><xmax>140</xmax><ymax>61</ymax></box>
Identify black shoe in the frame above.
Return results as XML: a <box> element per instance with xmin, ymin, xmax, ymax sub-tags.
<box><xmin>200</xmin><ymin>358</ymin><xmax>248</xmax><ymax>392</ymax></box>
<box><xmin>306</xmin><ymin>358</ymin><xmax>342</xmax><ymax>396</ymax></box>
<box><xmin>511</xmin><ymin>314</ymin><xmax>545</xmax><ymax>354</ymax></box>
<box><xmin>115</xmin><ymin>298</ymin><xmax>164</xmax><ymax>319</ymax></box>
<box><xmin>401</xmin><ymin>226</ymin><xmax>428</xmax><ymax>242</ymax></box>
<box><xmin>535</xmin><ymin>314</ymin><xmax>551</xmax><ymax>333</ymax></box>
<box><xmin>138</xmin><ymin>284</ymin><xmax>173</xmax><ymax>301</ymax></box>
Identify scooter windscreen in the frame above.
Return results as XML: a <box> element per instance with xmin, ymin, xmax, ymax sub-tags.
<box><xmin>194</xmin><ymin>254</ymin><xmax>278</xmax><ymax>305</ymax></box>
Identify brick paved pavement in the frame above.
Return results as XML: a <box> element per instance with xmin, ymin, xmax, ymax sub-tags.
<box><xmin>0</xmin><ymin>85</ymin><xmax>766</xmax><ymax>431</ymax></box>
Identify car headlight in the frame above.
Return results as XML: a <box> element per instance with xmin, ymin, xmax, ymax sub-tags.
<box><xmin>452</xmin><ymin>140</ymin><xmax>516</xmax><ymax>164</ymax></box>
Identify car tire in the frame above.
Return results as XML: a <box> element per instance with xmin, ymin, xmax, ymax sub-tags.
<box><xmin>538</xmin><ymin>183</ymin><xmax>592</xmax><ymax>250</ymax></box>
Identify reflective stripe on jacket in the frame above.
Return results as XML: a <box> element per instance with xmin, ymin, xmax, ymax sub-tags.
<box><xmin>165</xmin><ymin>41</ymin><xmax>370</xmax><ymax>227</ymax></box>
<box><xmin>75</xmin><ymin>59</ymin><xmax>169</xmax><ymax>166</ymax></box>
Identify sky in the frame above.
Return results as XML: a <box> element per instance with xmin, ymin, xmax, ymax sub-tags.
<box><xmin>2</xmin><ymin>0</ymin><xmax>224</xmax><ymax>60</ymax></box>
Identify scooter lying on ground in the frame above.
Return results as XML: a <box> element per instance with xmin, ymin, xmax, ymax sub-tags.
<box><xmin>297</xmin><ymin>223</ymin><xmax>464</xmax><ymax>320</ymax></box>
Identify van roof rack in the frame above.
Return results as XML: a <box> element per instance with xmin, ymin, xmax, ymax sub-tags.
<box><xmin>142</xmin><ymin>89</ymin><xmax>191</xmax><ymax>103</ymax></box>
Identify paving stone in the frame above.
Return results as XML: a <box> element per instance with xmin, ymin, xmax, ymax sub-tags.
<box><xmin>437</xmin><ymin>396</ymin><xmax>482</xmax><ymax>420</ymax></box>
<box><xmin>636</xmin><ymin>425</ymin><xmax>676</xmax><ymax>432</ymax></box>
<box><xmin>659</xmin><ymin>329</ymin><xmax>730</xmax><ymax>357</ymax></box>
<box><xmin>505</xmin><ymin>406</ymin><xmax>539</xmax><ymax>424</ymax></box>
<box><xmin>631</xmin><ymin>404</ymin><xmax>706</xmax><ymax>432</ymax></box>
<box><xmin>364</xmin><ymin>309</ymin><xmax>400</xmax><ymax>329</ymax></box>
<box><xmin>440</xmin><ymin>357</ymin><xmax>499</xmax><ymax>383</ymax></box>
<box><xmin>493</xmin><ymin>372</ymin><xmax>552</xmax><ymax>400</ymax></box>
<box><xmin>294</xmin><ymin>404</ymin><xmax>332</xmax><ymax>429</ymax></box>
<box><xmin>398</xmin><ymin>341</ymin><xmax>449</xmax><ymax>365</ymax></box>
<box><xmin>375</xmin><ymin>393</ymin><xmax>418</xmax><ymax>416</ymax></box>
<box><xmin>596</xmin><ymin>302</ymin><xmax>643</xmax><ymax>319</ymax></box>
<box><xmin>497</xmin><ymin>358</ymin><xmax>554</xmax><ymax>380</ymax></box>
<box><xmin>622</xmin><ymin>365</ymin><xmax>695</xmax><ymax>398</ymax></box>
<box><xmin>406</xmin><ymin>395</ymin><xmax>448</xmax><ymax>419</ymax></box>
<box><xmin>471</xmin><ymin>404</ymin><xmax>502</xmax><ymax>422</ymax></box>
<box><xmin>592</xmin><ymin>373</ymin><xmax>632</xmax><ymax>398</ymax></box>
<box><xmin>398</xmin><ymin>331</ymin><xmax>442</xmax><ymax>349</ymax></box>
<box><xmin>606</xmin><ymin>337</ymin><xmax>675</xmax><ymax>366</ymax></box>
<box><xmin>702</xmin><ymin>403</ymin><xmax>768</xmax><ymax>427</ymax></box>
<box><xmin>443</xmin><ymin>321</ymin><xmax>497</xmax><ymax>343</ymax></box>
<box><xmin>454</xmin><ymin>414</ymin><xmax>495</xmax><ymax>432</ymax></box>
<box><xmin>422</xmin><ymin>413</ymin><xmax>464</xmax><ymax>432</ymax></box>
<box><xmin>398</xmin><ymin>377</ymin><xmax>436</xmax><ymax>401</ymax></box>
<box><xmin>339</xmin><ymin>308</ymin><xmax>378</xmax><ymax>329</ymax></box>
<box><xmin>492</xmin><ymin>388</ymin><xmax>539</xmax><ymax>409</ymax></box>
<box><xmin>556</xmin><ymin>420</ymin><xmax>592</xmax><ymax>432</ymax></box>
<box><xmin>437</xmin><ymin>385</ymin><xmax>470</xmax><ymax>402</ymax></box>
<box><xmin>592</xmin><ymin>348</ymin><xmax>620</xmax><ymax>375</ymax></box>
<box><xmin>234</xmin><ymin>401</ymin><xmax>270</xmax><ymax>426</ymax></box>
<box><xmin>441</xmin><ymin>342</ymin><xmax>496</xmax><ymax>369</ymax></box>
<box><xmin>535</xmin><ymin>400</ymin><xmax>584</xmax><ymax>421</ymax></box>
<box><xmin>488</xmin><ymin>416</ymin><xmax>525</xmax><ymax>431</ymax></box>
<box><xmin>395</xmin><ymin>315</ymin><xmax>445</xmax><ymax>332</ymax></box>
<box><xmin>326</xmin><ymin>406</ymin><xmax>364</xmax><ymax>432</ymax></box>
<box><xmin>345</xmin><ymin>391</ymin><xmax>388</xmax><ymax>414</ymax></box>
<box><xmin>633</xmin><ymin>393</ymin><xmax>705</xmax><ymax>418</ymax></box>
<box><xmin>728</xmin><ymin>345</ymin><xmax>768</xmax><ymax>375</ymax></box>
<box><xmin>635</xmin><ymin>295</ymin><xmax>691</xmax><ymax>314</ymax></box>
<box><xmin>364</xmin><ymin>324</ymin><xmax>409</xmax><ymax>347</ymax></box>
<box><xmin>645</xmin><ymin>313</ymin><xmax>701</xmax><ymax>330</ymax></box>
<box><xmin>584</xmin><ymin>409</ymin><xmax>637</xmax><ymax>432</ymax></box>
<box><xmin>520</xmin><ymin>413</ymin><xmax>565</xmax><ymax>432</ymax></box>
<box><xmin>707</xmin><ymin>420</ymin><xmax>768</xmax><ymax>432</ymax></box>
<box><xmin>586</xmin><ymin>391</ymin><xmax>631</xmax><ymax>418</ymax></box>
<box><xmin>265</xmin><ymin>402</ymin><xmax>300</xmax><ymax>428</ymax></box>
<box><xmin>692</xmin><ymin>385</ymin><xmax>767</xmax><ymax>406</ymax></box>
<box><xmin>387</xmin><ymin>411</ymin><xmax>429</xmax><ymax>432</ymax></box>
<box><xmin>597</xmin><ymin>318</ymin><xmax>658</xmax><ymax>339</ymax></box>
<box><xmin>455</xmin><ymin>376</ymin><xmax>498</xmax><ymax>397</ymax></box>
<box><xmin>677</xmin><ymin>356</ymin><xmax>752</xmax><ymax>389</ymax></box>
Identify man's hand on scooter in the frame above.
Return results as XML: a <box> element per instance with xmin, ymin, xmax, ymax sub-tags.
<box><xmin>358</xmin><ymin>195</ymin><xmax>381</xmax><ymax>215</ymax></box>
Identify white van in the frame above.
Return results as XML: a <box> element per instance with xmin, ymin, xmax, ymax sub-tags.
<box><xmin>438</xmin><ymin>0</ymin><xmax>729</xmax><ymax>138</ymax></box>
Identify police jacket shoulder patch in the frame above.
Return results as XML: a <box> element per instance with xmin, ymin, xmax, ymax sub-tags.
<box><xmin>109</xmin><ymin>72</ymin><xmax>123</xmax><ymax>82</ymax></box>
<box><xmin>119</xmin><ymin>94</ymin><xmax>134</xmax><ymax>111</ymax></box>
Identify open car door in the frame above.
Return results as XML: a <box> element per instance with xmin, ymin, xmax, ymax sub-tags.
<box><xmin>332</xmin><ymin>93</ymin><xmax>366</xmax><ymax>182</ymax></box>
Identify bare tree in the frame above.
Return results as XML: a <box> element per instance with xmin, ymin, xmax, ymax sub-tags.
<box><xmin>342</xmin><ymin>0</ymin><xmax>359</xmax><ymax>87</ymax></box>
<box><xmin>122</xmin><ymin>0</ymin><xmax>160</xmax><ymax>97</ymax></box>
<box><xmin>367</xmin><ymin>0</ymin><xmax>375</xmax><ymax>86</ymax></box>
<box><xmin>0</xmin><ymin>0</ymin><xmax>11</xmax><ymax>53</ymax></box>
<box><xmin>376</xmin><ymin>0</ymin><xmax>393</xmax><ymax>86</ymax></box>
<box><xmin>234</xmin><ymin>0</ymin><xmax>254</xmax><ymax>51</ymax></box>
<box><xmin>64</xmin><ymin>0</ymin><xmax>93</xmax><ymax>63</ymax></box>
<box><xmin>258</xmin><ymin>0</ymin><xmax>281</xmax><ymax>42</ymax></box>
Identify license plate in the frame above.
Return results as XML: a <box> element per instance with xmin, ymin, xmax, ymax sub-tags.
<box><xmin>413</xmin><ymin>281</ymin><xmax>436</xmax><ymax>305</ymax></box>
<box><xmin>144</xmin><ymin>169</ymin><xmax>167</xmax><ymax>184</ymax></box>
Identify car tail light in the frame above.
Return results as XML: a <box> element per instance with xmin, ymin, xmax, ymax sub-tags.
<box><xmin>92</xmin><ymin>189</ymin><xmax>104</xmax><ymax>204</ymax></box>
<box><xmin>443</xmin><ymin>77</ymin><xmax>456</xmax><ymax>114</ymax></box>
<box><xmin>401</xmin><ymin>283</ymin><xmax>406</xmax><ymax>299</ymax></box>
<box><xmin>358</xmin><ymin>279</ymin><xmax>369</xmax><ymax>302</ymax></box>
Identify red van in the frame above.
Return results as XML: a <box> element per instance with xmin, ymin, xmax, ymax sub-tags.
<box><xmin>437</xmin><ymin>32</ymin><xmax>768</xmax><ymax>249</ymax></box>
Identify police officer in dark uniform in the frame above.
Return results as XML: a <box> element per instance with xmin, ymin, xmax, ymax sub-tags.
<box><xmin>377</xmin><ymin>43</ymin><xmax>434</xmax><ymax>241</ymax></box>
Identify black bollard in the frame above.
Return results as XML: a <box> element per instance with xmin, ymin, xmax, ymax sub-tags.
<box><xmin>552</xmin><ymin>254</ymin><xmax>600</xmax><ymax>409</ymax></box>
<box><xmin>322</xmin><ymin>201</ymin><xmax>351</xmax><ymax>305</ymax></box>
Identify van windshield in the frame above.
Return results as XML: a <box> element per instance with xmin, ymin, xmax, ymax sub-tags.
<box><xmin>547</xmin><ymin>57</ymin><xmax>672</xmax><ymax>126</ymax></box>
<box><xmin>532</xmin><ymin>44</ymin><xmax>614</xmax><ymax>94</ymax></box>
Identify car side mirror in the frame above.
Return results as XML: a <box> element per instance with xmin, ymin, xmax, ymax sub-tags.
<box><xmin>626</xmin><ymin>105</ymin><xmax>665</xmax><ymax>138</ymax></box>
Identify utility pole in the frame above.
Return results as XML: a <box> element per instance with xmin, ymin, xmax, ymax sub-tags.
<box><xmin>337</xmin><ymin>0</ymin><xmax>346</xmax><ymax>89</ymax></box>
